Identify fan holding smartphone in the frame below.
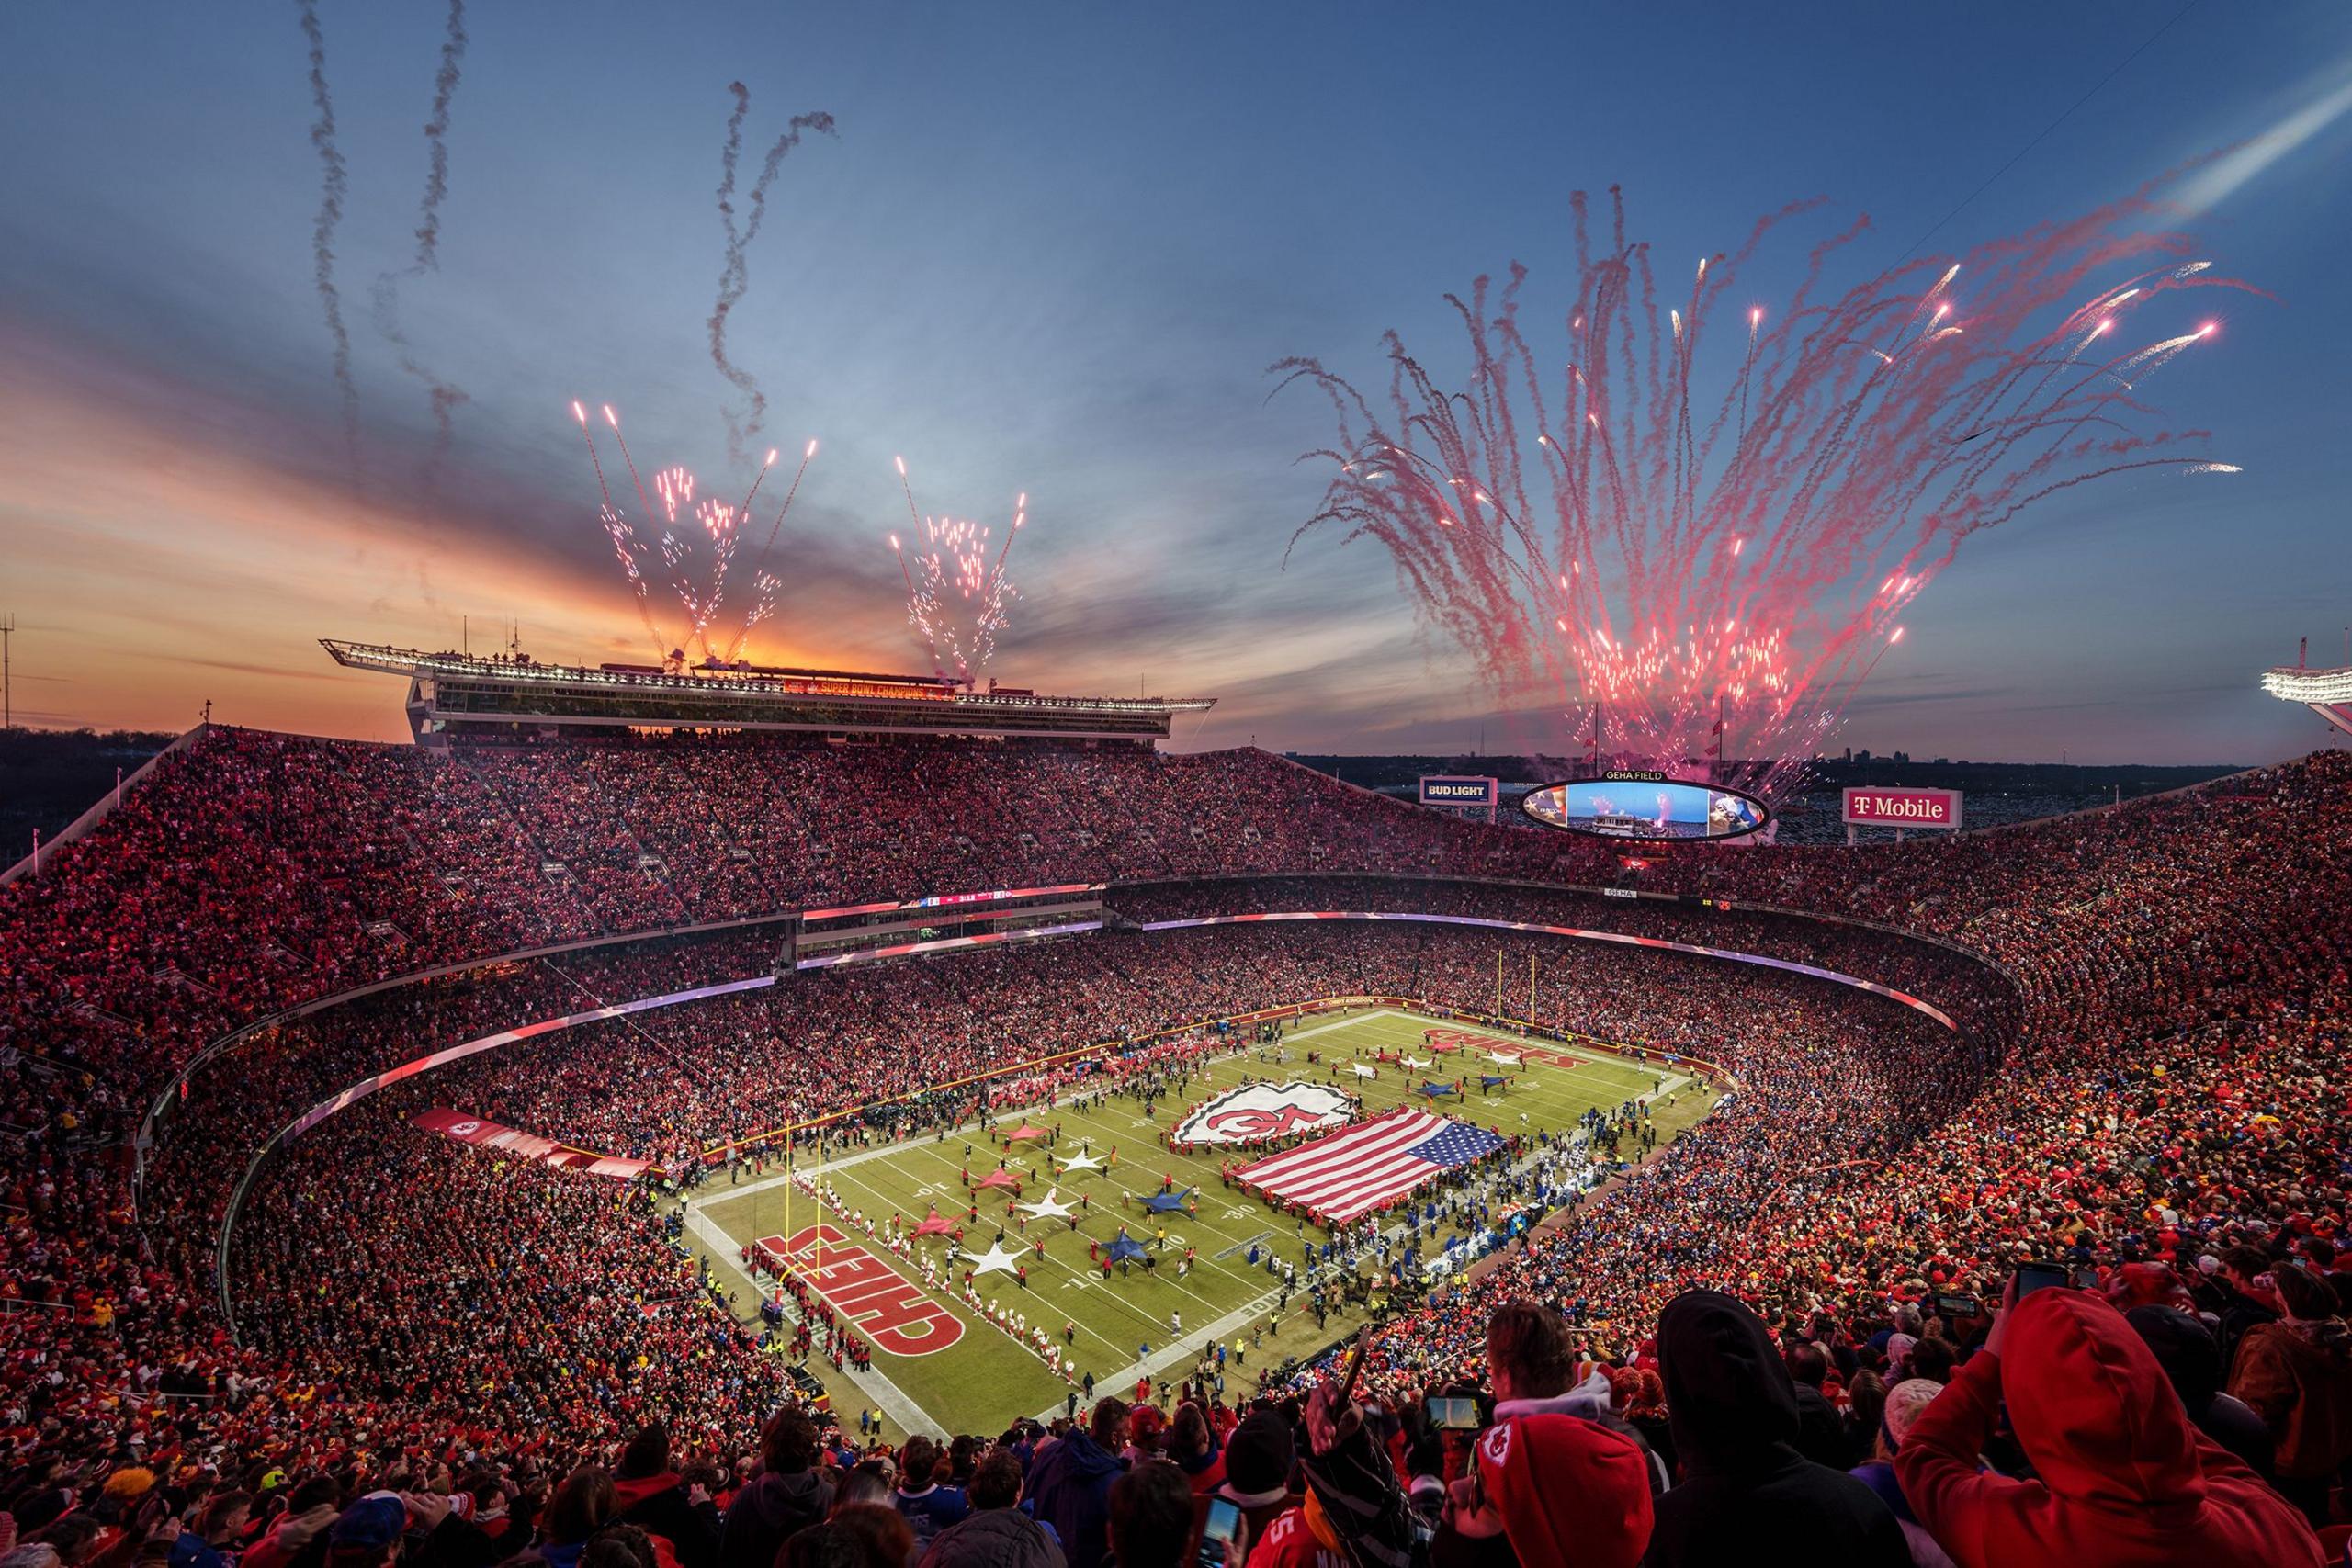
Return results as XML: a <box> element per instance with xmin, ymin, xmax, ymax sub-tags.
<box><xmin>1980</xmin><ymin>1261</ymin><xmax>2069</xmax><ymax>1361</ymax></box>
<box><xmin>1425</xmin><ymin>1395</ymin><xmax>1480</xmax><ymax>1431</ymax></box>
<box><xmin>1196</xmin><ymin>1495</ymin><xmax>1242</xmax><ymax>1568</ymax></box>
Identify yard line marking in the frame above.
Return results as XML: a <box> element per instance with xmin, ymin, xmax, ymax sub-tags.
<box><xmin>1033</xmin><ymin>1288</ymin><xmax>1283</xmax><ymax>1425</ymax></box>
<box><xmin>1216</xmin><ymin>1229</ymin><xmax>1273</xmax><ymax>1261</ymax></box>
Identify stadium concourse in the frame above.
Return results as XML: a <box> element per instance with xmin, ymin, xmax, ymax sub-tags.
<box><xmin>0</xmin><ymin>725</ymin><xmax>2348</xmax><ymax>1564</ymax></box>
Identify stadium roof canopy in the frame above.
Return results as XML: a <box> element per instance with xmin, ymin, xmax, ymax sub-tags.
<box><xmin>2260</xmin><ymin>663</ymin><xmax>2352</xmax><ymax>738</ymax></box>
<box><xmin>322</xmin><ymin>639</ymin><xmax>1215</xmax><ymax>745</ymax></box>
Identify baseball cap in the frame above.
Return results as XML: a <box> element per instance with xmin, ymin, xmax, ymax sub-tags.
<box><xmin>330</xmin><ymin>1495</ymin><xmax>408</xmax><ymax>1550</ymax></box>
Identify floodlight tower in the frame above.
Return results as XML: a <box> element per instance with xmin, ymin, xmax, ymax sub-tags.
<box><xmin>2260</xmin><ymin>637</ymin><xmax>2352</xmax><ymax>737</ymax></box>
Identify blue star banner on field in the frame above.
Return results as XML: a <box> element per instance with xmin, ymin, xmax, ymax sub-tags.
<box><xmin>1141</xmin><ymin>1188</ymin><xmax>1195</xmax><ymax>1213</ymax></box>
<box><xmin>1419</xmin><ymin>1081</ymin><xmax>1461</xmax><ymax>1098</ymax></box>
<box><xmin>1232</xmin><ymin>1109</ymin><xmax>1508</xmax><ymax>1224</ymax></box>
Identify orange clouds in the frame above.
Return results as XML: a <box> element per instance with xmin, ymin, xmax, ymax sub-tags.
<box><xmin>0</xmin><ymin>319</ymin><xmax>869</xmax><ymax>739</ymax></box>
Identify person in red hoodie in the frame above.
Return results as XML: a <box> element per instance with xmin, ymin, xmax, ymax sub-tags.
<box><xmin>1895</xmin><ymin>1281</ymin><xmax>2326</xmax><ymax>1567</ymax></box>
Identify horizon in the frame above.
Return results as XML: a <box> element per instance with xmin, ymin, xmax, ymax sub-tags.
<box><xmin>0</xmin><ymin>718</ymin><xmax>2282</xmax><ymax>776</ymax></box>
<box><xmin>5</xmin><ymin>4</ymin><xmax>2352</xmax><ymax>765</ymax></box>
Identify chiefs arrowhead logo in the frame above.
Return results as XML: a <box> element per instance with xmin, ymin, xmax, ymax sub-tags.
<box><xmin>449</xmin><ymin>1121</ymin><xmax>481</xmax><ymax>1136</ymax></box>
<box><xmin>1481</xmin><ymin>1422</ymin><xmax>1510</xmax><ymax>1468</ymax></box>
<box><xmin>1174</xmin><ymin>1082</ymin><xmax>1357</xmax><ymax>1147</ymax></box>
<box><xmin>1208</xmin><ymin>1105</ymin><xmax>1331</xmax><ymax>1138</ymax></box>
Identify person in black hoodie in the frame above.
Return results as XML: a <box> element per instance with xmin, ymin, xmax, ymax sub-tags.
<box><xmin>718</xmin><ymin>1413</ymin><xmax>833</xmax><ymax>1568</ymax></box>
<box><xmin>2123</xmin><ymin>1305</ymin><xmax>2276</xmax><ymax>1481</ymax></box>
<box><xmin>1644</xmin><ymin>1291</ymin><xmax>1909</xmax><ymax>1568</ymax></box>
<box><xmin>611</xmin><ymin>1427</ymin><xmax>720</xmax><ymax>1568</ymax></box>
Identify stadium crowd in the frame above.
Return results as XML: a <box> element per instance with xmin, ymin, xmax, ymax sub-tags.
<box><xmin>197</xmin><ymin>918</ymin><xmax>1958</xmax><ymax>1439</ymax></box>
<box><xmin>432</xmin><ymin>914</ymin><xmax>1992</xmax><ymax>1163</ymax></box>
<box><xmin>2</xmin><ymin>731</ymin><xmax>2350</xmax><ymax>1562</ymax></box>
<box><xmin>231</xmin><ymin>1122</ymin><xmax>792</xmax><ymax>1450</ymax></box>
<box><xmin>0</xmin><ymin>728</ymin><xmax>1583</xmax><ymax>1088</ymax></box>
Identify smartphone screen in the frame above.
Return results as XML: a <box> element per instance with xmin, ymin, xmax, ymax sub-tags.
<box><xmin>1426</xmin><ymin>1395</ymin><xmax>1479</xmax><ymax>1430</ymax></box>
<box><xmin>1199</xmin><ymin>1496</ymin><xmax>1240</xmax><ymax>1564</ymax></box>
<box><xmin>2014</xmin><ymin>1261</ymin><xmax>2069</xmax><ymax>1299</ymax></box>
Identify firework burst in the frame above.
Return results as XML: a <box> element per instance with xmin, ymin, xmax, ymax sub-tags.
<box><xmin>1277</xmin><ymin>187</ymin><xmax>2248</xmax><ymax>797</ymax></box>
<box><xmin>888</xmin><ymin>454</ymin><xmax>1025</xmax><ymax>683</ymax></box>
<box><xmin>569</xmin><ymin>401</ymin><xmax>817</xmax><ymax>662</ymax></box>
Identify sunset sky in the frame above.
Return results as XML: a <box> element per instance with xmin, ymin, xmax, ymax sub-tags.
<box><xmin>4</xmin><ymin>3</ymin><xmax>2350</xmax><ymax>761</ymax></box>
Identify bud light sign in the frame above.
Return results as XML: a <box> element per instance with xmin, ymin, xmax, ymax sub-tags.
<box><xmin>1841</xmin><ymin>787</ymin><xmax>1962</xmax><ymax>829</ymax></box>
<box><xmin>1419</xmin><ymin>775</ymin><xmax>1498</xmax><ymax>807</ymax></box>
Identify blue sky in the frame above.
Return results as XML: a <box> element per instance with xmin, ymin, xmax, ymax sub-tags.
<box><xmin>1</xmin><ymin>1</ymin><xmax>2348</xmax><ymax>761</ymax></box>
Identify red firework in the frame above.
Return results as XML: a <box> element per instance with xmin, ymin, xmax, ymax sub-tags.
<box><xmin>1276</xmin><ymin>185</ymin><xmax>2249</xmax><ymax>795</ymax></box>
<box><xmin>888</xmin><ymin>454</ymin><xmax>1025</xmax><ymax>684</ymax></box>
<box><xmin>570</xmin><ymin>400</ymin><xmax>817</xmax><ymax>664</ymax></box>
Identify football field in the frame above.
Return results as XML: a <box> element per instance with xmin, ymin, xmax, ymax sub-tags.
<box><xmin>680</xmin><ymin>1006</ymin><xmax>1719</xmax><ymax>1436</ymax></box>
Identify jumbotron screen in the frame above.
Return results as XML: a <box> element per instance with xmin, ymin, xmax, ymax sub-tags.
<box><xmin>1521</xmin><ymin>771</ymin><xmax>1770</xmax><ymax>841</ymax></box>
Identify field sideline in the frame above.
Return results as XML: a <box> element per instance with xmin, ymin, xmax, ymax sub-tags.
<box><xmin>680</xmin><ymin>1006</ymin><xmax>1718</xmax><ymax>1436</ymax></box>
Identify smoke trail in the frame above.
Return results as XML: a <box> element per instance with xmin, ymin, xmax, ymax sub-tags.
<box><xmin>707</xmin><ymin>88</ymin><xmax>835</xmax><ymax>462</ymax></box>
<box><xmin>371</xmin><ymin>0</ymin><xmax>471</xmax><ymax>474</ymax></box>
<box><xmin>707</xmin><ymin>84</ymin><xmax>754</xmax><ymax>457</ymax></box>
<box><xmin>296</xmin><ymin>0</ymin><xmax>359</xmax><ymax>477</ymax></box>
<box><xmin>717</xmin><ymin>82</ymin><xmax>751</xmax><ymax>258</ymax></box>
<box><xmin>413</xmin><ymin>0</ymin><xmax>465</xmax><ymax>269</ymax></box>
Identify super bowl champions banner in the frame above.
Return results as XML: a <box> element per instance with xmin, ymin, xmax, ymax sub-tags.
<box><xmin>1171</xmin><ymin>1080</ymin><xmax>1358</xmax><ymax>1149</ymax></box>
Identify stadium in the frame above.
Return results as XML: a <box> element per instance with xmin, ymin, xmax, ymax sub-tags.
<box><xmin>1</xmin><ymin>622</ymin><xmax>2346</xmax><ymax>1558</ymax></box>
<box><xmin>9</xmin><ymin>7</ymin><xmax>2352</xmax><ymax>1564</ymax></box>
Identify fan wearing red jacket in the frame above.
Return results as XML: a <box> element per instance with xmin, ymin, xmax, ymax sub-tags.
<box><xmin>1896</xmin><ymin>1283</ymin><xmax>2326</xmax><ymax>1567</ymax></box>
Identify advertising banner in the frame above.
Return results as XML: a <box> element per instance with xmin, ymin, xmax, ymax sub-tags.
<box><xmin>1419</xmin><ymin>775</ymin><xmax>1499</xmax><ymax>807</ymax></box>
<box><xmin>1840</xmin><ymin>787</ymin><xmax>1962</xmax><ymax>829</ymax></box>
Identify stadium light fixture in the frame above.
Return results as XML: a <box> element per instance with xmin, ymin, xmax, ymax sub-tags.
<box><xmin>2261</xmin><ymin>663</ymin><xmax>2352</xmax><ymax>737</ymax></box>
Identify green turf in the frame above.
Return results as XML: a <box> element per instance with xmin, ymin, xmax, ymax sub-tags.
<box><xmin>682</xmin><ymin>1006</ymin><xmax>1717</xmax><ymax>1436</ymax></box>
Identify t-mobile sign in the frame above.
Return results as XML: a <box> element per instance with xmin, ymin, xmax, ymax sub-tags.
<box><xmin>1841</xmin><ymin>786</ymin><xmax>1962</xmax><ymax>829</ymax></box>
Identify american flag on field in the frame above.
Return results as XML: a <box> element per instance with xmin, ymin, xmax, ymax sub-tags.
<box><xmin>1233</xmin><ymin>1108</ymin><xmax>1507</xmax><ymax>1224</ymax></box>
